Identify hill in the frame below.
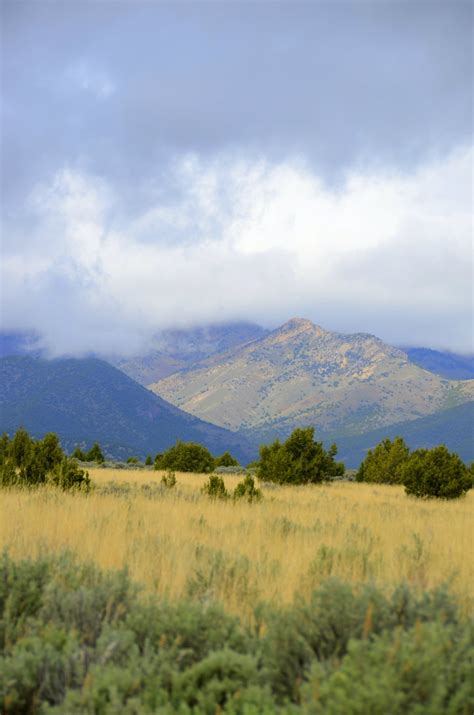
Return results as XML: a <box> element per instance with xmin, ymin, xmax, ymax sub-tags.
<box><xmin>330</xmin><ymin>401</ymin><xmax>474</xmax><ymax>467</ymax></box>
<box><xmin>151</xmin><ymin>318</ymin><xmax>474</xmax><ymax>438</ymax></box>
<box><xmin>112</xmin><ymin>322</ymin><xmax>268</xmax><ymax>385</ymax></box>
<box><xmin>0</xmin><ymin>356</ymin><xmax>254</xmax><ymax>462</ymax></box>
<box><xmin>402</xmin><ymin>347</ymin><xmax>474</xmax><ymax>380</ymax></box>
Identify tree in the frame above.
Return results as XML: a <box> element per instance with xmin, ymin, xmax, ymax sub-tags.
<box><xmin>86</xmin><ymin>442</ymin><xmax>105</xmax><ymax>464</ymax></box>
<box><xmin>10</xmin><ymin>427</ymin><xmax>33</xmax><ymax>468</ymax></box>
<box><xmin>37</xmin><ymin>433</ymin><xmax>64</xmax><ymax>473</ymax></box>
<box><xmin>356</xmin><ymin>437</ymin><xmax>410</xmax><ymax>484</ymax></box>
<box><xmin>72</xmin><ymin>446</ymin><xmax>86</xmax><ymax>461</ymax></box>
<box><xmin>215</xmin><ymin>451</ymin><xmax>239</xmax><ymax>468</ymax></box>
<box><xmin>157</xmin><ymin>441</ymin><xmax>215</xmax><ymax>473</ymax></box>
<box><xmin>257</xmin><ymin>427</ymin><xmax>344</xmax><ymax>485</ymax></box>
<box><xmin>0</xmin><ymin>429</ymin><xmax>90</xmax><ymax>492</ymax></box>
<box><xmin>401</xmin><ymin>445</ymin><xmax>471</xmax><ymax>499</ymax></box>
<box><xmin>145</xmin><ymin>455</ymin><xmax>153</xmax><ymax>466</ymax></box>
<box><xmin>0</xmin><ymin>433</ymin><xmax>10</xmax><ymax>465</ymax></box>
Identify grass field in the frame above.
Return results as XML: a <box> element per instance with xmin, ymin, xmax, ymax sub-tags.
<box><xmin>1</xmin><ymin>467</ymin><xmax>473</xmax><ymax>621</ymax></box>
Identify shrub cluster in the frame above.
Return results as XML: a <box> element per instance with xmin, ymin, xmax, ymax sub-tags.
<box><xmin>0</xmin><ymin>428</ymin><xmax>90</xmax><ymax>491</ymax></box>
<box><xmin>155</xmin><ymin>441</ymin><xmax>239</xmax><ymax>474</ymax></box>
<box><xmin>201</xmin><ymin>474</ymin><xmax>262</xmax><ymax>503</ymax></box>
<box><xmin>1</xmin><ymin>552</ymin><xmax>472</xmax><ymax>714</ymax></box>
<box><xmin>257</xmin><ymin>427</ymin><xmax>345</xmax><ymax>485</ymax></box>
<box><xmin>72</xmin><ymin>441</ymin><xmax>105</xmax><ymax>463</ymax></box>
<box><xmin>357</xmin><ymin>437</ymin><xmax>471</xmax><ymax>499</ymax></box>
<box><xmin>215</xmin><ymin>451</ymin><xmax>240</xmax><ymax>468</ymax></box>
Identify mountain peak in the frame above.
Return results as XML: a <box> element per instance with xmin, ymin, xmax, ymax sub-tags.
<box><xmin>278</xmin><ymin>318</ymin><xmax>329</xmax><ymax>338</ymax></box>
<box><xmin>281</xmin><ymin>317</ymin><xmax>318</xmax><ymax>331</ymax></box>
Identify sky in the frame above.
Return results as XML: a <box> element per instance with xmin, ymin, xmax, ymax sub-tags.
<box><xmin>1</xmin><ymin>0</ymin><xmax>473</xmax><ymax>356</ymax></box>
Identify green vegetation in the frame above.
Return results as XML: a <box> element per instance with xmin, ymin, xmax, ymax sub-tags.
<box><xmin>155</xmin><ymin>440</ymin><xmax>216</xmax><ymax>473</ymax></box>
<box><xmin>1</xmin><ymin>552</ymin><xmax>472</xmax><ymax>714</ymax></box>
<box><xmin>257</xmin><ymin>427</ymin><xmax>344</xmax><ymax>485</ymax></box>
<box><xmin>161</xmin><ymin>470</ymin><xmax>177</xmax><ymax>489</ymax></box>
<box><xmin>0</xmin><ymin>429</ymin><xmax>90</xmax><ymax>492</ymax></box>
<box><xmin>402</xmin><ymin>445</ymin><xmax>471</xmax><ymax>499</ymax></box>
<box><xmin>332</xmin><ymin>401</ymin><xmax>474</xmax><ymax>467</ymax></box>
<box><xmin>232</xmin><ymin>474</ymin><xmax>262</xmax><ymax>502</ymax></box>
<box><xmin>72</xmin><ymin>441</ymin><xmax>105</xmax><ymax>463</ymax></box>
<box><xmin>0</xmin><ymin>355</ymin><xmax>251</xmax><ymax>464</ymax></box>
<box><xmin>356</xmin><ymin>436</ymin><xmax>410</xmax><ymax>484</ymax></box>
<box><xmin>215</xmin><ymin>451</ymin><xmax>240</xmax><ymax>467</ymax></box>
<box><xmin>145</xmin><ymin>454</ymin><xmax>153</xmax><ymax>465</ymax></box>
<box><xmin>356</xmin><ymin>436</ymin><xmax>471</xmax><ymax>499</ymax></box>
<box><xmin>202</xmin><ymin>474</ymin><xmax>229</xmax><ymax>500</ymax></box>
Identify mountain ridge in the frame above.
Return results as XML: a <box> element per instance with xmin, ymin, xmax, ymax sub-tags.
<box><xmin>0</xmin><ymin>356</ymin><xmax>255</xmax><ymax>462</ymax></box>
<box><xmin>150</xmin><ymin>318</ymin><xmax>474</xmax><ymax>438</ymax></box>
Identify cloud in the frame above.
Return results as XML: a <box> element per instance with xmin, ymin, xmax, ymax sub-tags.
<box><xmin>2</xmin><ymin>146</ymin><xmax>472</xmax><ymax>355</ymax></box>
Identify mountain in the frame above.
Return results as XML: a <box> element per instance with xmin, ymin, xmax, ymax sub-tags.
<box><xmin>402</xmin><ymin>347</ymin><xmax>474</xmax><ymax>380</ymax></box>
<box><xmin>0</xmin><ymin>331</ymin><xmax>43</xmax><ymax>358</ymax></box>
<box><xmin>0</xmin><ymin>356</ymin><xmax>255</xmax><ymax>462</ymax></box>
<box><xmin>150</xmin><ymin>318</ymin><xmax>474</xmax><ymax>439</ymax></box>
<box><xmin>329</xmin><ymin>401</ymin><xmax>474</xmax><ymax>467</ymax></box>
<box><xmin>111</xmin><ymin>322</ymin><xmax>269</xmax><ymax>385</ymax></box>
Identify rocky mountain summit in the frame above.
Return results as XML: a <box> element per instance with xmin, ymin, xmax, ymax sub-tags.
<box><xmin>150</xmin><ymin>318</ymin><xmax>474</xmax><ymax>438</ymax></box>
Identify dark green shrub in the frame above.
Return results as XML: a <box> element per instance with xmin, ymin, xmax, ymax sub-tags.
<box><xmin>86</xmin><ymin>442</ymin><xmax>105</xmax><ymax>464</ymax></box>
<box><xmin>19</xmin><ymin>447</ymin><xmax>48</xmax><ymax>486</ymax></box>
<box><xmin>258</xmin><ymin>427</ymin><xmax>344</xmax><ymax>485</ymax></box>
<box><xmin>0</xmin><ymin>433</ymin><xmax>10</xmax><ymax>465</ymax></box>
<box><xmin>401</xmin><ymin>445</ymin><xmax>471</xmax><ymax>499</ymax></box>
<box><xmin>71</xmin><ymin>446</ymin><xmax>86</xmax><ymax>460</ymax></box>
<box><xmin>172</xmin><ymin>649</ymin><xmax>263</xmax><ymax>712</ymax></box>
<box><xmin>145</xmin><ymin>455</ymin><xmax>153</xmax><ymax>466</ymax></box>
<box><xmin>356</xmin><ymin>436</ymin><xmax>410</xmax><ymax>484</ymax></box>
<box><xmin>36</xmin><ymin>433</ymin><xmax>63</xmax><ymax>473</ymax></box>
<box><xmin>0</xmin><ymin>430</ymin><xmax>69</xmax><ymax>489</ymax></box>
<box><xmin>161</xmin><ymin>470</ymin><xmax>177</xmax><ymax>488</ymax></box>
<box><xmin>202</xmin><ymin>474</ymin><xmax>228</xmax><ymax>499</ymax></box>
<box><xmin>0</xmin><ymin>459</ymin><xmax>18</xmax><ymax>487</ymax></box>
<box><xmin>47</xmin><ymin>458</ymin><xmax>90</xmax><ymax>492</ymax></box>
<box><xmin>215</xmin><ymin>451</ymin><xmax>240</xmax><ymax>468</ymax></box>
<box><xmin>157</xmin><ymin>440</ymin><xmax>216</xmax><ymax>473</ymax></box>
<box><xmin>126</xmin><ymin>456</ymin><xmax>139</xmax><ymax>464</ymax></box>
<box><xmin>233</xmin><ymin>475</ymin><xmax>262</xmax><ymax>502</ymax></box>
<box><xmin>9</xmin><ymin>427</ymin><xmax>33</xmax><ymax>468</ymax></box>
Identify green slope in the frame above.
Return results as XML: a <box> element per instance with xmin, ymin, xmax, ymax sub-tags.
<box><xmin>327</xmin><ymin>402</ymin><xmax>474</xmax><ymax>467</ymax></box>
<box><xmin>0</xmin><ymin>356</ymin><xmax>254</xmax><ymax>462</ymax></box>
<box><xmin>403</xmin><ymin>347</ymin><xmax>474</xmax><ymax>380</ymax></box>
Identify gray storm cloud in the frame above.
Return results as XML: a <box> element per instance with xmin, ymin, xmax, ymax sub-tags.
<box><xmin>2</xmin><ymin>147</ymin><xmax>472</xmax><ymax>355</ymax></box>
<box><xmin>2</xmin><ymin>1</ymin><xmax>472</xmax><ymax>355</ymax></box>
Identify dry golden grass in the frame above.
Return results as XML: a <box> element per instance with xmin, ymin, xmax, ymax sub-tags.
<box><xmin>1</xmin><ymin>468</ymin><xmax>473</xmax><ymax>620</ymax></box>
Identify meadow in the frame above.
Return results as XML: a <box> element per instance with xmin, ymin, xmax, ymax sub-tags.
<box><xmin>1</xmin><ymin>467</ymin><xmax>472</xmax><ymax>621</ymax></box>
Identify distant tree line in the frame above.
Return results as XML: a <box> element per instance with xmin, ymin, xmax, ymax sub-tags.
<box><xmin>0</xmin><ymin>428</ymin><xmax>90</xmax><ymax>491</ymax></box>
<box><xmin>1</xmin><ymin>427</ymin><xmax>471</xmax><ymax>499</ymax></box>
<box><xmin>71</xmin><ymin>442</ymin><xmax>104</xmax><ymax>463</ymax></box>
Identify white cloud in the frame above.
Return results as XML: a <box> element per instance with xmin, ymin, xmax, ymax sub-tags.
<box><xmin>2</xmin><ymin>146</ymin><xmax>472</xmax><ymax>355</ymax></box>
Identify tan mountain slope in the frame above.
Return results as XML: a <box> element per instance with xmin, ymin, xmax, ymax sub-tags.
<box><xmin>149</xmin><ymin>318</ymin><xmax>474</xmax><ymax>436</ymax></box>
